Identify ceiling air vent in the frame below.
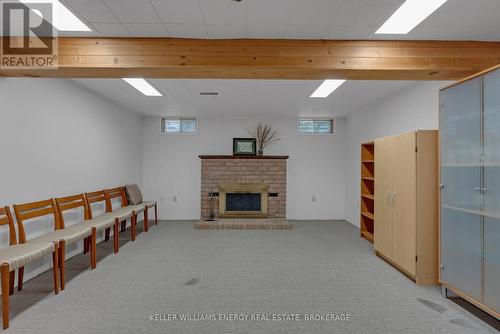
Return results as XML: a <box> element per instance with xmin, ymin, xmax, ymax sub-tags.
<box><xmin>199</xmin><ymin>92</ymin><xmax>219</xmax><ymax>96</ymax></box>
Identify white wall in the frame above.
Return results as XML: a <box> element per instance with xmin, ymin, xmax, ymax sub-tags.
<box><xmin>344</xmin><ymin>81</ymin><xmax>449</xmax><ymax>226</ymax></box>
<box><xmin>142</xmin><ymin>117</ymin><xmax>347</xmax><ymax>220</ymax></box>
<box><xmin>0</xmin><ymin>78</ymin><xmax>143</xmax><ymax>282</ymax></box>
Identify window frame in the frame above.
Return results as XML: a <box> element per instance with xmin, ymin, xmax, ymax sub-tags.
<box><xmin>297</xmin><ymin>118</ymin><xmax>335</xmax><ymax>135</ymax></box>
<box><xmin>161</xmin><ymin>117</ymin><xmax>199</xmax><ymax>135</ymax></box>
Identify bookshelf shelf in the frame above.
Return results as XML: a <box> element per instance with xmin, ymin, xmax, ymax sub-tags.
<box><xmin>360</xmin><ymin>142</ymin><xmax>375</xmax><ymax>244</ymax></box>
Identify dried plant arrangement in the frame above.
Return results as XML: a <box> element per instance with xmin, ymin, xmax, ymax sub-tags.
<box><xmin>246</xmin><ymin>122</ymin><xmax>281</xmax><ymax>155</ymax></box>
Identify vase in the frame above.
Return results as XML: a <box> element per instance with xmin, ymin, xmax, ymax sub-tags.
<box><xmin>257</xmin><ymin>148</ymin><xmax>264</xmax><ymax>156</ymax></box>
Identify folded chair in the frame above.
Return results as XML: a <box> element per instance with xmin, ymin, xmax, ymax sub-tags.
<box><xmin>55</xmin><ymin>194</ymin><xmax>97</xmax><ymax>272</ymax></box>
<box><xmin>14</xmin><ymin>199</ymin><xmax>93</xmax><ymax>291</ymax></box>
<box><xmin>124</xmin><ymin>184</ymin><xmax>158</xmax><ymax>228</ymax></box>
<box><xmin>84</xmin><ymin>190</ymin><xmax>121</xmax><ymax>253</ymax></box>
<box><xmin>0</xmin><ymin>206</ymin><xmax>59</xmax><ymax>329</ymax></box>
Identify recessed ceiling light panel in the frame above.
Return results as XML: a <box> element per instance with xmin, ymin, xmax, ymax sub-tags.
<box><xmin>310</xmin><ymin>80</ymin><xmax>346</xmax><ymax>98</ymax></box>
<box><xmin>123</xmin><ymin>78</ymin><xmax>163</xmax><ymax>97</ymax></box>
<box><xmin>20</xmin><ymin>0</ymin><xmax>91</xmax><ymax>32</ymax></box>
<box><xmin>376</xmin><ymin>0</ymin><xmax>448</xmax><ymax>34</ymax></box>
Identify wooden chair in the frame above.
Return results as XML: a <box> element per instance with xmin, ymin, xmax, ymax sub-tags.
<box><xmin>123</xmin><ymin>184</ymin><xmax>158</xmax><ymax>228</ymax></box>
<box><xmin>84</xmin><ymin>190</ymin><xmax>121</xmax><ymax>253</ymax></box>
<box><xmin>0</xmin><ymin>206</ymin><xmax>59</xmax><ymax>329</ymax></box>
<box><xmin>55</xmin><ymin>194</ymin><xmax>97</xmax><ymax>271</ymax></box>
<box><xmin>14</xmin><ymin>199</ymin><xmax>93</xmax><ymax>291</ymax></box>
<box><xmin>105</xmin><ymin>187</ymin><xmax>140</xmax><ymax>244</ymax></box>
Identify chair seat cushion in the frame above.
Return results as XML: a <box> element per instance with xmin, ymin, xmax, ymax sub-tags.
<box><xmin>143</xmin><ymin>201</ymin><xmax>156</xmax><ymax>209</ymax></box>
<box><xmin>82</xmin><ymin>215</ymin><xmax>116</xmax><ymax>231</ymax></box>
<box><xmin>30</xmin><ymin>224</ymin><xmax>92</xmax><ymax>245</ymax></box>
<box><xmin>127</xmin><ymin>201</ymin><xmax>156</xmax><ymax>214</ymax></box>
<box><xmin>109</xmin><ymin>207</ymin><xmax>134</xmax><ymax>220</ymax></box>
<box><xmin>0</xmin><ymin>242</ymin><xmax>55</xmax><ymax>271</ymax></box>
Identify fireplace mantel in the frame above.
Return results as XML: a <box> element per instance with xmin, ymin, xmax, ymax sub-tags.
<box><xmin>199</xmin><ymin>155</ymin><xmax>289</xmax><ymax>160</ymax></box>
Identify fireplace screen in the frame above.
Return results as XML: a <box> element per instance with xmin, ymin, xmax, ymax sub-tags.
<box><xmin>226</xmin><ymin>193</ymin><xmax>262</xmax><ymax>212</ymax></box>
<box><xmin>218</xmin><ymin>183</ymin><xmax>268</xmax><ymax>218</ymax></box>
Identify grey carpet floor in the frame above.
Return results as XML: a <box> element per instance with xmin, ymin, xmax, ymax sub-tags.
<box><xmin>3</xmin><ymin>221</ymin><xmax>499</xmax><ymax>334</ymax></box>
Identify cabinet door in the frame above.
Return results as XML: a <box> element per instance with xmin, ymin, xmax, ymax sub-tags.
<box><xmin>440</xmin><ymin>78</ymin><xmax>482</xmax><ymax>301</ymax></box>
<box><xmin>392</xmin><ymin>132</ymin><xmax>417</xmax><ymax>276</ymax></box>
<box><xmin>483</xmin><ymin>69</ymin><xmax>500</xmax><ymax>312</ymax></box>
<box><xmin>374</xmin><ymin>136</ymin><xmax>393</xmax><ymax>258</ymax></box>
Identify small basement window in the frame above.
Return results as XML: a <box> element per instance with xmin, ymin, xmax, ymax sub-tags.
<box><xmin>298</xmin><ymin>119</ymin><xmax>335</xmax><ymax>135</ymax></box>
<box><xmin>161</xmin><ymin>117</ymin><xmax>198</xmax><ymax>134</ymax></box>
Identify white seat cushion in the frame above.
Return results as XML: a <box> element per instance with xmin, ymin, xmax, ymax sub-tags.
<box><xmin>128</xmin><ymin>203</ymin><xmax>146</xmax><ymax>212</ymax></box>
<box><xmin>30</xmin><ymin>224</ymin><xmax>92</xmax><ymax>245</ymax></box>
<box><xmin>0</xmin><ymin>242</ymin><xmax>55</xmax><ymax>270</ymax></box>
<box><xmin>143</xmin><ymin>201</ymin><xmax>156</xmax><ymax>209</ymax></box>
<box><xmin>109</xmin><ymin>207</ymin><xmax>134</xmax><ymax>220</ymax></box>
<box><xmin>82</xmin><ymin>215</ymin><xmax>116</xmax><ymax>232</ymax></box>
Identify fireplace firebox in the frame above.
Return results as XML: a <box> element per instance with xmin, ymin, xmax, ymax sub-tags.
<box><xmin>218</xmin><ymin>183</ymin><xmax>268</xmax><ymax>218</ymax></box>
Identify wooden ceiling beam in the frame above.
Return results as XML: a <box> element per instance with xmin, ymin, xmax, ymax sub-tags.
<box><xmin>1</xmin><ymin>38</ymin><xmax>500</xmax><ymax>80</ymax></box>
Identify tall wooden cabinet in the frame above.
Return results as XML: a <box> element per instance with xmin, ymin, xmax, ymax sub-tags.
<box><xmin>440</xmin><ymin>65</ymin><xmax>500</xmax><ymax>319</ymax></box>
<box><xmin>374</xmin><ymin>130</ymin><xmax>439</xmax><ymax>285</ymax></box>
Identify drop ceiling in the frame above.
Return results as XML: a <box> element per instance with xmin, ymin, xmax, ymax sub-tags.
<box><xmin>71</xmin><ymin>79</ymin><xmax>426</xmax><ymax>118</ymax></box>
<box><xmin>56</xmin><ymin>0</ymin><xmax>500</xmax><ymax>40</ymax></box>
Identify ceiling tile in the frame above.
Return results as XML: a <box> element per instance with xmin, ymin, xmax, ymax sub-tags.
<box><xmin>101</xmin><ymin>0</ymin><xmax>161</xmax><ymax>23</ymax></box>
<box><xmin>333</xmin><ymin>0</ymin><xmax>403</xmax><ymax>27</ymax></box>
<box><xmin>164</xmin><ymin>24</ymin><xmax>207</xmax><ymax>38</ymax></box>
<box><xmin>286</xmin><ymin>0</ymin><xmax>345</xmax><ymax>25</ymax></box>
<box><xmin>92</xmin><ymin>23</ymin><xmax>130</xmax><ymax>37</ymax></box>
<box><xmin>205</xmin><ymin>24</ymin><xmax>246</xmax><ymax>39</ymax></box>
<box><xmin>246</xmin><ymin>25</ymin><xmax>285</xmax><ymax>39</ymax></box>
<box><xmin>281</xmin><ymin>25</ymin><xmax>329</xmax><ymax>39</ymax></box>
<box><xmin>245</xmin><ymin>0</ymin><xmax>295</xmax><ymax>25</ymax></box>
<box><xmin>124</xmin><ymin>24</ymin><xmax>168</xmax><ymax>37</ymax></box>
<box><xmin>323</xmin><ymin>25</ymin><xmax>372</xmax><ymax>39</ymax></box>
<box><xmin>198</xmin><ymin>0</ymin><xmax>246</xmax><ymax>25</ymax></box>
<box><xmin>151</xmin><ymin>0</ymin><xmax>203</xmax><ymax>24</ymax></box>
<box><xmin>62</xmin><ymin>0</ymin><xmax>118</xmax><ymax>23</ymax></box>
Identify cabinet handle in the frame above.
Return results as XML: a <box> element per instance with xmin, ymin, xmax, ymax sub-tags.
<box><xmin>483</xmin><ymin>188</ymin><xmax>488</xmax><ymax>193</ymax></box>
<box><xmin>393</xmin><ymin>192</ymin><xmax>397</xmax><ymax>207</ymax></box>
<box><xmin>474</xmin><ymin>187</ymin><xmax>482</xmax><ymax>192</ymax></box>
<box><xmin>386</xmin><ymin>192</ymin><xmax>392</xmax><ymax>206</ymax></box>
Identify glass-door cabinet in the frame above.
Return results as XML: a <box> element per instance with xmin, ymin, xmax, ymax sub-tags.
<box><xmin>440</xmin><ymin>66</ymin><xmax>500</xmax><ymax>319</ymax></box>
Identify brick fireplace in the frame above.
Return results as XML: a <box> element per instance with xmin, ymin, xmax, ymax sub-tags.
<box><xmin>199</xmin><ymin>155</ymin><xmax>288</xmax><ymax>220</ymax></box>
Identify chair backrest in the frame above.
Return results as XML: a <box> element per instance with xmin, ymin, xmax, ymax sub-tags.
<box><xmin>105</xmin><ymin>187</ymin><xmax>128</xmax><ymax>210</ymax></box>
<box><xmin>0</xmin><ymin>206</ymin><xmax>17</xmax><ymax>246</ymax></box>
<box><xmin>84</xmin><ymin>190</ymin><xmax>107</xmax><ymax>219</ymax></box>
<box><xmin>55</xmin><ymin>194</ymin><xmax>89</xmax><ymax>229</ymax></box>
<box><xmin>13</xmin><ymin>199</ymin><xmax>59</xmax><ymax>243</ymax></box>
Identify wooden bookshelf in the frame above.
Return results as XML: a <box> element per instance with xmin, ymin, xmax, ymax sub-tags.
<box><xmin>360</xmin><ymin>142</ymin><xmax>375</xmax><ymax>243</ymax></box>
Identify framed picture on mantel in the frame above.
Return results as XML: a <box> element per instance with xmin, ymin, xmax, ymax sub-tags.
<box><xmin>233</xmin><ymin>138</ymin><xmax>257</xmax><ymax>156</ymax></box>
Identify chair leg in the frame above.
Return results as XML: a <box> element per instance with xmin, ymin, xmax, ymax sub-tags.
<box><xmin>1</xmin><ymin>264</ymin><xmax>10</xmax><ymax>330</ymax></box>
<box><xmin>144</xmin><ymin>208</ymin><xmax>149</xmax><ymax>232</ymax></box>
<box><xmin>113</xmin><ymin>219</ymin><xmax>119</xmax><ymax>254</ymax></box>
<box><xmin>59</xmin><ymin>240</ymin><xmax>66</xmax><ymax>291</ymax></box>
<box><xmin>104</xmin><ymin>228</ymin><xmax>110</xmax><ymax>242</ymax></box>
<box><xmin>52</xmin><ymin>245</ymin><xmax>59</xmax><ymax>295</ymax></box>
<box><xmin>83</xmin><ymin>236</ymin><xmax>89</xmax><ymax>254</ymax></box>
<box><xmin>17</xmin><ymin>267</ymin><xmax>24</xmax><ymax>292</ymax></box>
<box><xmin>155</xmin><ymin>204</ymin><xmax>158</xmax><ymax>225</ymax></box>
<box><xmin>120</xmin><ymin>220</ymin><xmax>126</xmax><ymax>232</ymax></box>
<box><xmin>131</xmin><ymin>212</ymin><xmax>136</xmax><ymax>242</ymax></box>
<box><xmin>90</xmin><ymin>228</ymin><xmax>97</xmax><ymax>269</ymax></box>
<box><xmin>9</xmin><ymin>271</ymin><xmax>14</xmax><ymax>296</ymax></box>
